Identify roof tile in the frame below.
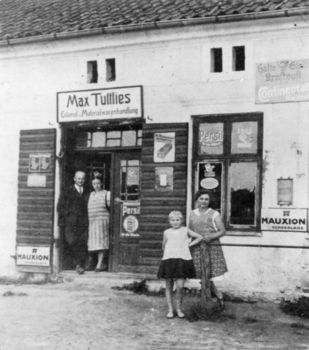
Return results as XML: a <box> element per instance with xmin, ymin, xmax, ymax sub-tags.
<box><xmin>0</xmin><ymin>0</ymin><xmax>308</xmax><ymax>41</ymax></box>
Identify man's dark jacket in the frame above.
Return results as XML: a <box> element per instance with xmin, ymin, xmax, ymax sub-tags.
<box><xmin>57</xmin><ymin>185</ymin><xmax>89</xmax><ymax>245</ymax></box>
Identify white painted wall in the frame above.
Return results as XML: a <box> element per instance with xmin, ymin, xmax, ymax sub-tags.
<box><xmin>0</xmin><ymin>15</ymin><xmax>309</xmax><ymax>297</ymax></box>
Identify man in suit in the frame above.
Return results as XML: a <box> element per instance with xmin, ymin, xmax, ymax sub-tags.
<box><xmin>57</xmin><ymin>170</ymin><xmax>89</xmax><ymax>274</ymax></box>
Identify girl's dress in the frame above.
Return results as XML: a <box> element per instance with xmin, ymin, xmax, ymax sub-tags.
<box><xmin>189</xmin><ymin>208</ymin><xmax>227</xmax><ymax>279</ymax></box>
<box><xmin>87</xmin><ymin>190</ymin><xmax>110</xmax><ymax>251</ymax></box>
<box><xmin>157</xmin><ymin>226</ymin><xmax>196</xmax><ymax>279</ymax></box>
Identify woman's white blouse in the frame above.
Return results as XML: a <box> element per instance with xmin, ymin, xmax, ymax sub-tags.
<box><xmin>162</xmin><ymin>226</ymin><xmax>192</xmax><ymax>260</ymax></box>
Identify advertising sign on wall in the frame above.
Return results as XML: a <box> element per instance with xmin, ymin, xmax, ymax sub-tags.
<box><xmin>57</xmin><ymin>86</ymin><xmax>143</xmax><ymax>122</ymax></box>
<box><xmin>121</xmin><ymin>202</ymin><xmax>140</xmax><ymax>237</ymax></box>
<box><xmin>256</xmin><ymin>59</ymin><xmax>309</xmax><ymax>104</ymax></box>
<box><xmin>16</xmin><ymin>246</ymin><xmax>50</xmax><ymax>266</ymax></box>
<box><xmin>261</xmin><ymin>208</ymin><xmax>307</xmax><ymax>232</ymax></box>
<box><xmin>153</xmin><ymin>133</ymin><xmax>175</xmax><ymax>162</ymax></box>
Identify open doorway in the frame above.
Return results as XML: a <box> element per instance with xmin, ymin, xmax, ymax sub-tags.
<box><xmin>60</xmin><ymin>151</ymin><xmax>112</xmax><ymax>271</ymax></box>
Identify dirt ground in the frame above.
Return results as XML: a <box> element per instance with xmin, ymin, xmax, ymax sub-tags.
<box><xmin>0</xmin><ymin>273</ymin><xmax>309</xmax><ymax>350</ymax></box>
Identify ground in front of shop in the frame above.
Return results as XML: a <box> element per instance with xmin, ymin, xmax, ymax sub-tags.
<box><xmin>0</xmin><ymin>272</ymin><xmax>309</xmax><ymax>350</ymax></box>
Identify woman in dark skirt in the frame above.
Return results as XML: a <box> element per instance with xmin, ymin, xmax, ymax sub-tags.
<box><xmin>158</xmin><ymin>211</ymin><xmax>203</xmax><ymax>319</ymax></box>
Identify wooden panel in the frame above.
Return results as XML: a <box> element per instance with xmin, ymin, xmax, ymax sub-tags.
<box><xmin>139</xmin><ymin>123</ymin><xmax>188</xmax><ymax>272</ymax></box>
<box><xmin>16</xmin><ymin>129</ymin><xmax>56</xmax><ymax>273</ymax></box>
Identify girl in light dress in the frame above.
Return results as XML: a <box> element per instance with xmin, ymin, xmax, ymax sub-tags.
<box><xmin>87</xmin><ymin>175</ymin><xmax>110</xmax><ymax>272</ymax></box>
<box><xmin>157</xmin><ymin>211</ymin><xmax>203</xmax><ymax>319</ymax></box>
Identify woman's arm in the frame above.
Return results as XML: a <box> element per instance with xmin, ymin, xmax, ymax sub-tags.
<box><xmin>203</xmin><ymin>214</ymin><xmax>226</xmax><ymax>243</ymax></box>
<box><xmin>187</xmin><ymin>228</ymin><xmax>203</xmax><ymax>247</ymax></box>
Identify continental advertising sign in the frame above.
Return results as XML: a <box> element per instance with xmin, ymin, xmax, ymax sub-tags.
<box><xmin>256</xmin><ymin>59</ymin><xmax>309</xmax><ymax>104</ymax></box>
<box><xmin>57</xmin><ymin>86</ymin><xmax>143</xmax><ymax>122</ymax></box>
<box><xmin>261</xmin><ymin>208</ymin><xmax>307</xmax><ymax>232</ymax></box>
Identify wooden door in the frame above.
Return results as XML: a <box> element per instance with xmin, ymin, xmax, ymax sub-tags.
<box><xmin>111</xmin><ymin>151</ymin><xmax>141</xmax><ymax>272</ymax></box>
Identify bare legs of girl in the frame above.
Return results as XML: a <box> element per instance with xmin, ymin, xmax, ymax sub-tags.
<box><xmin>165</xmin><ymin>279</ymin><xmax>174</xmax><ymax>318</ymax></box>
<box><xmin>165</xmin><ymin>278</ymin><xmax>185</xmax><ymax>318</ymax></box>
<box><xmin>175</xmin><ymin>278</ymin><xmax>185</xmax><ymax>318</ymax></box>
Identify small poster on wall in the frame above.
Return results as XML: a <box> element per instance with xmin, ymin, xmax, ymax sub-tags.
<box><xmin>154</xmin><ymin>133</ymin><xmax>175</xmax><ymax>162</ymax></box>
<box><xmin>29</xmin><ymin>153</ymin><xmax>51</xmax><ymax>172</ymax></box>
<box><xmin>277</xmin><ymin>178</ymin><xmax>293</xmax><ymax>206</ymax></box>
<box><xmin>155</xmin><ymin>167</ymin><xmax>173</xmax><ymax>191</ymax></box>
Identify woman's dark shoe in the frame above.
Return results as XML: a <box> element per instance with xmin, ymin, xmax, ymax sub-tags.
<box><xmin>76</xmin><ymin>265</ymin><xmax>85</xmax><ymax>275</ymax></box>
<box><xmin>218</xmin><ymin>297</ymin><xmax>225</xmax><ymax>310</ymax></box>
<box><xmin>85</xmin><ymin>258</ymin><xmax>93</xmax><ymax>271</ymax></box>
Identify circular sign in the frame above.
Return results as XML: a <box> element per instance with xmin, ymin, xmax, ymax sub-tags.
<box><xmin>123</xmin><ymin>215</ymin><xmax>139</xmax><ymax>233</ymax></box>
<box><xmin>200</xmin><ymin>177</ymin><xmax>219</xmax><ymax>190</ymax></box>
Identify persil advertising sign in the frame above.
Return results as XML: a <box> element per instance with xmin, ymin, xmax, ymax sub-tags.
<box><xmin>57</xmin><ymin>86</ymin><xmax>143</xmax><ymax>122</ymax></box>
<box><xmin>256</xmin><ymin>60</ymin><xmax>309</xmax><ymax>104</ymax></box>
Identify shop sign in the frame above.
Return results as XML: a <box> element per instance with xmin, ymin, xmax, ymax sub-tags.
<box><xmin>153</xmin><ymin>133</ymin><xmax>175</xmax><ymax>162</ymax></box>
<box><xmin>261</xmin><ymin>208</ymin><xmax>307</xmax><ymax>232</ymax></box>
<box><xmin>121</xmin><ymin>202</ymin><xmax>140</xmax><ymax>237</ymax></box>
<box><xmin>57</xmin><ymin>86</ymin><xmax>143</xmax><ymax>122</ymax></box>
<box><xmin>16</xmin><ymin>246</ymin><xmax>50</xmax><ymax>266</ymax></box>
<box><xmin>256</xmin><ymin>59</ymin><xmax>309</xmax><ymax>104</ymax></box>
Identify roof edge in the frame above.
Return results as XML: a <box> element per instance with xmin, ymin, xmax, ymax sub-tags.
<box><xmin>1</xmin><ymin>7</ymin><xmax>309</xmax><ymax>47</ymax></box>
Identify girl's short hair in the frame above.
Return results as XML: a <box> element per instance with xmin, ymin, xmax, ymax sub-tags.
<box><xmin>168</xmin><ymin>210</ymin><xmax>183</xmax><ymax>220</ymax></box>
<box><xmin>194</xmin><ymin>189</ymin><xmax>212</xmax><ymax>202</ymax></box>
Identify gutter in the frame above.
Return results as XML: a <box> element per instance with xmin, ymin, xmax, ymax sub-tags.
<box><xmin>1</xmin><ymin>6</ymin><xmax>309</xmax><ymax>47</ymax></box>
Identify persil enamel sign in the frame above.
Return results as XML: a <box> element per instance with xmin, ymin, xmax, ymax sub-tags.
<box><xmin>57</xmin><ymin>86</ymin><xmax>143</xmax><ymax>122</ymax></box>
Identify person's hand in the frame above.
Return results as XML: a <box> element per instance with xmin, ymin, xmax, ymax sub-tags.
<box><xmin>203</xmin><ymin>236</ymin><xmax>212</xmax><ymax>243</ymax></box>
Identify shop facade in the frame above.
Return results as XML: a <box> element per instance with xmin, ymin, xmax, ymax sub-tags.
<box><xmin>1</xmin><ymin>1</ymin><xmax>309</xmax><ymax>298</ymax></box>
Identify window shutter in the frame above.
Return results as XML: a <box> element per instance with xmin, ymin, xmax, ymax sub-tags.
<box><xmin>16</xmin><ymin>129</ymin><xmax>56</xmax><ymax>273</ymax></box>
<box><xmin>139</xmin><ymin>123</ymin><xmax>188</xmax><ymax>273</ymax></box>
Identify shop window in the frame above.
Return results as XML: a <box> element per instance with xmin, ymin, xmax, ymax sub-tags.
<box><xmin>194</xmin><ymin>113</ymin><xmax>263</xmax><ymax>230</ymax></box>
<box><xmin>232</xmin><ymin>46</ymin><xmax>245</xmax><ymax>71</ymax></box>
<box><xmin>106</xmin><ymin>58</ymin><xmax>116</xmax><ymax>81</ymax></box>
<box><xmin>210</xmin><ymin>48</ymin><xmax>222</xmax><ymax>73</ymax></box>
<box><xmin>75</xmin><ymin>129</ymin><xmax>142</xmax><ymax>148</ymax></box>
<box><xmin>87</xmin><ymin>61</ymin><xmax>98</xmax><ymax>83</ymax></box>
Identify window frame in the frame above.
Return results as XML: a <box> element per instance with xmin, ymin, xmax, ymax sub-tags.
<box><xmin>192</xmin><ymin>113</ymin><xmax>263</xmax><ymax>232</ymax></box>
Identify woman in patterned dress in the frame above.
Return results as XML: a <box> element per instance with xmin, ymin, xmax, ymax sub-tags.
<box><xmin>87</xmin><ymin>175</ymin><xmax>110</xmax><ymax>272</ymax></box>
<box><xmin>189</xmin><ymin>189</ymin><xmax>227</xmax><ymax>308</ymax></box>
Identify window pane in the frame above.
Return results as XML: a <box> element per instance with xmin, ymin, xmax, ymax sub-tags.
<box><xmin>230</xmin><ymin>162</ymin><xmax>257</xmax><ymax>226</ymax></box>
<box><xmin>120</xmin><ymin>161</ymin><xmax>140</xmax><ymax>201</ymax></box>
<box><xmin>231</xmin><ymin>122</ymin><xmax>257</xmax><ymax>154</ymax></box>
<box><xmin>107</xmin><ymin>139</ymin><xmax>121</xmax><ymax>147</ymax></box>
<box><xmin>199</xmin><ymin>123</ymin><xmax>224</xmax><ymax>155</ymax></box>
<box><xmin>198</xmin><ymin>162</ymin><xmax>222</xmax><ymax>212</ymax></box>
<box><xmin>122</xmin><ymin>130</ymin><xmax>136</xmax><ymax>146</ymax></box>
<box><xmin>92</xmin><ymin>132</ymin><xmax>106</xmax><ymax>147</ymax></box>
<box><xmin>107</xmin><ymin>131</ymin><xmax>121</xmax><ymax>139</ymax></box>
<box><xmin>76</xmin><ymin>132</ymin><xmax>91</xmax><ymax>148</ymax></box>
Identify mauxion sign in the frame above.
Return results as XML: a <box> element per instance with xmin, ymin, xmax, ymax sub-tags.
<box><xmin>57</xmin><ymin>86</ymin><xmax>143</xmax><ymax>122</ymax></box>
<box><xmin>261</xmin><ymin>208</ymin><xmax>307</xmax><ymax>232</ymax></box>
